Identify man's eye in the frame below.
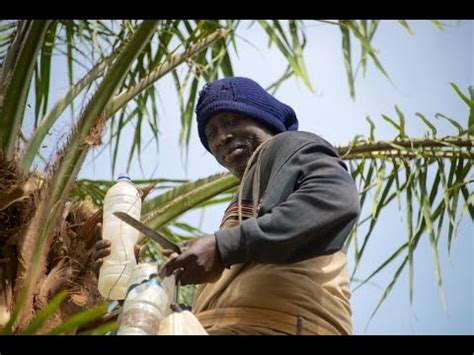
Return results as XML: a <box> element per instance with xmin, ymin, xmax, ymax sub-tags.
<box><xmin>207</xmin><ymin>130</ymin><xmax>215</xmax><ymax>138</ymax></box>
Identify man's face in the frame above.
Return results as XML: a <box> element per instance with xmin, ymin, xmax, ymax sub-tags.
<box><xmin>205</xmin><ymin>112</ymin><xmax>274</xmax><ymax>178</ymax></box>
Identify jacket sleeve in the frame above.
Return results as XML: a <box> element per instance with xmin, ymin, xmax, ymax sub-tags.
<box><xmin>214</xmin><ymin>141</ymin><xmax>361</xmax><ymax>266</ymax></box>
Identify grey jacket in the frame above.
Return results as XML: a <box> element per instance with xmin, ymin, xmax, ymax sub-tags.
<box><xmin>215</xmin><ymin>131</ymin><xmax>361</xmax><ymax>267</ymax></box>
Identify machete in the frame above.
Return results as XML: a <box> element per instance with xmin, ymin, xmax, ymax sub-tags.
<box><xmin>113</xmin><ymin>211</ymin><xmax>181</xmax><ymax>254</ymax></box>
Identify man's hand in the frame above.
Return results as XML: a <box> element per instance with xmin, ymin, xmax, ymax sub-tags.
<box><xmin>92</xmin><ymin>223</ymin><xmax>141</xmax><ymax>275</ymax></box>
<box><xmin>162</xmin><ymin>234</ymin><xmax>225</xmax><ymax>286</ymax></box>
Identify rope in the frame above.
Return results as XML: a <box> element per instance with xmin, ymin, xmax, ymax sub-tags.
<box><xmin>237</xmin><ymin>137</ymin><xmax>274</xmax><ymax>223</ymax></box>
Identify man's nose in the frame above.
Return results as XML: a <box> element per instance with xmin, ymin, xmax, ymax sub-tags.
<box><xmin>217</xmin><ymin>131</ymin><xmax>233</xmax><ymax>147</ymax></box>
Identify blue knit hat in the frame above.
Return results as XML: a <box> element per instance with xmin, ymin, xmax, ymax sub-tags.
<box><xmin>196</xmin><ymin>77</ymin><xmax>298</xmax><ymax>151</ymax></box>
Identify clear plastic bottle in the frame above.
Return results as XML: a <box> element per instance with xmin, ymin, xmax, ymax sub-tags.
<box><xmin>116</xmin><ymin>263</ymin><xmax>171</xmax><ymax>335</ymax></box>
<box><xmin>98</xmin><ymin>174</ymin><xmax>142</xmax><ymax>300</ymax></box>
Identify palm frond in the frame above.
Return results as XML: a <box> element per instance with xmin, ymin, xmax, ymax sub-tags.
<box><xmin>45</xmin><ymin>303</ymin><xmax>109</xmax><ymax>335</ymax></box>
<box><xmin>6</xmin><ymin>20</ymin><xmax>159</xmax><ymax>331</ymax></box>
<box><xmin>70</xmin><ymin>177</ymin><xmax>187</xmax><ymax>207</ymax></box>
<box><xmin>0</xmin><ymin>21</ymin><xmax>19</xmax><ymax>65</ymax></box>
<box><xmin>340</xmin><ymin>20</ymin><xmax>355</xmax><ymax>99</ymax></box>
<box><xmin>0</xmin><ymin>20</ymin><xmax>51</xmax><ymax>158</ymax></box>
<box><xmin>257</xmin><ymin>20</ymin><xmax>313</xmax><ymax>92</ymax></box>
<box><xmin>340</xmin><ymin>98</ymin><xmax>473</xmax><ymax>313</ymax></box>
<box><xmin>33</xmin><ymin>21</ymin><xmax>58</xmax><ymax>129</ymax></box>
<box><xmin>143</xmin><ymin>172</ymin><xmax>238</xmax><ymax>230</ymax></box>
<box><xmin>0</xmin><ymin>20</ymin><xmax>25</xmax><ymax>84</ymax></box>
<box><xmin>104</xmin><ymin>28</ymin><xmax>231</xmax><ymax>163</ymax></box>
<box><xmin>398</xmin><ymin>20</ymin><xmax>414</xmax><ymax>35</ymax></box>
<box><xmin>21</xmin><ymin>44</ymin><xmax>121</xmax><ymax>172</ymax></box>
<box><xmin>19</xmin><ymin>290</ymin><xmax>68</xmax><ymax>335</ymax></box>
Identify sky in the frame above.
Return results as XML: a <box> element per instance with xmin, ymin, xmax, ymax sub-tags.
<box><xmin>35</xmin><ymin>20</ymin><xmax>473</xmax><ymax>334</ymax></box>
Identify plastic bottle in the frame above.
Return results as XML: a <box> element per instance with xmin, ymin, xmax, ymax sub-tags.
<box><xmin>116</xmin><ymin>263</ymin><xmax>171</xmax><ymax>335</ymax></box>
<box><xmin>98</xmin><ymin>174</ymin><xmax>142</xmax><ymax>300</ymax></box>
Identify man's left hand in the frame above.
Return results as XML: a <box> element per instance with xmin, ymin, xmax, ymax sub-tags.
<box><xmin>162</xmin><ymin>234</ymin><xmax>225</xmax><ymax>286</ymax></box>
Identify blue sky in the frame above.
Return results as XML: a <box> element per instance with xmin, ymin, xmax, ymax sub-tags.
<box><xmin>37</xmin><ymin>20</ymin><xmax>473</xmax><ymax>334</ymax></box>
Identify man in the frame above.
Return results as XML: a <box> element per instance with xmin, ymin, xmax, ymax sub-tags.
<box><xmin>96</xmin><ymin>76</ymin><xmax>360</xmax><ymax>335</ymax></box>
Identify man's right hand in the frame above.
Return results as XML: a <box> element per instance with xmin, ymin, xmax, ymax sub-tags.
<box><xmin>92</xmin><ymin>223</ymin><xmax>141</xmax><ymax>274</ymax></box>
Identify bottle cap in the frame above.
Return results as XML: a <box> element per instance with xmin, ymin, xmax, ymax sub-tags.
<box><xmin>117</xmin><ymin>173</ymin><xmax>131</xmax><ymax>181</ymax></box>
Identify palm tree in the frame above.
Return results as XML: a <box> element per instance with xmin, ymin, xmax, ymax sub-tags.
<box><xmin>0</xmin><ymin>19</ymin><xmax>471</xmax><ymax>334</ymax></box>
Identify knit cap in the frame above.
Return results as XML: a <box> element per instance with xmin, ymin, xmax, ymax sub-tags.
<box><xmin>195</xmin><ymin>77</ymin><xmax>298</xmax><ymax>151</ymax></box>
